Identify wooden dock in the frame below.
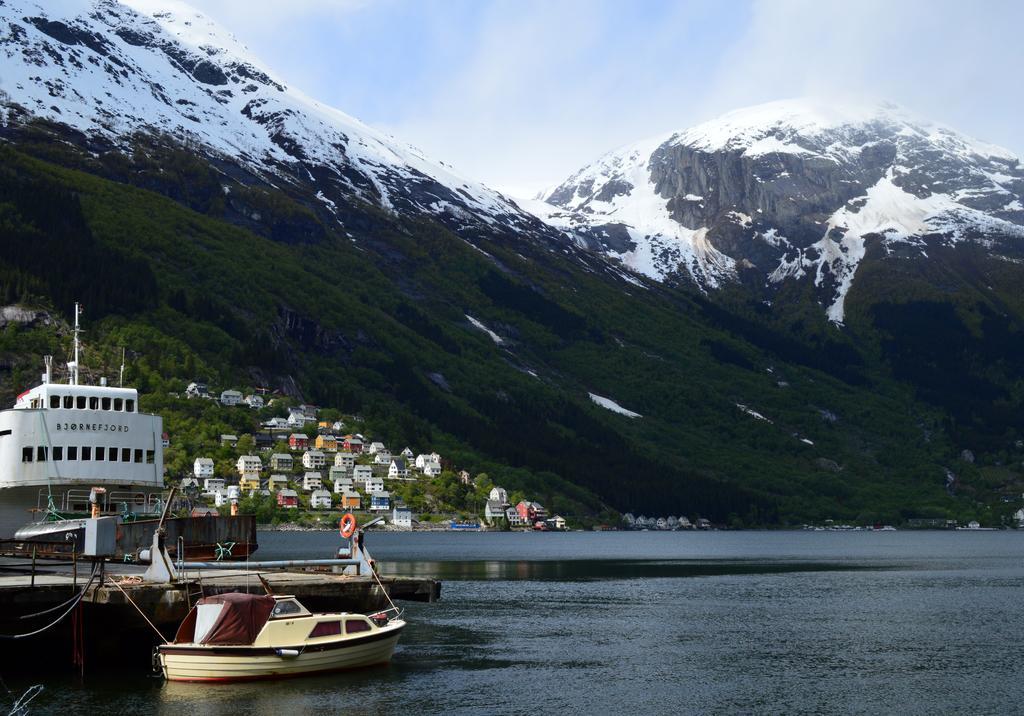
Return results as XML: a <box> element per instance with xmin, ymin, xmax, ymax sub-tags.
<box><xmin>0</xmin><ymin>560</ymin><xmax>441</xmax><ymax>672</ymax></box>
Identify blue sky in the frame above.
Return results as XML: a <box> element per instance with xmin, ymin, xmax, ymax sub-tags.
<box><xmin>190</xmin><ymin>0</ymin><xmax>1024</xmax><ymax>197</ymax></box>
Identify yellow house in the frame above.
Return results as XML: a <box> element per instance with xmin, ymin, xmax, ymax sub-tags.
<box><xmin>239</xmin><ymin>475</ymin><xmax>260</xmax><ymax>492</ymax></box>
<box><xmin>315</xmin><ymin>434</ymin><xmax>338</xmax><ymax>452</ymax></box>
<box><xmin>318</xmin><ymin>420</ymin><xmax>332</xmax><ymax>430</ymax></box>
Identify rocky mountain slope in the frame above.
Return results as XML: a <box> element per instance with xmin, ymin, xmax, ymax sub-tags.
<box><xmin>530</xmin><ymin>99</ymin><xmax>1024</xmax><ymax>322</ymax></box>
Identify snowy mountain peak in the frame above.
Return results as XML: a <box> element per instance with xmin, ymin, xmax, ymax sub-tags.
<box><xmin>0</xmin><ymin>0</ymin><xmax>532</xmax><ymax>234</ymax></box>
<box><xmin>533</xmin><ymin>98</ymin><xmax>1024</xmax><ymax>322</ymax></box>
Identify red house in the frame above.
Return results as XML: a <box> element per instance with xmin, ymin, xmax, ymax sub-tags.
<box><xmin>276</xmin><ymin>489</ymin><xmax>299</xmax><ymax>509</ymax></box>
<box><xmin>342</xmin><ymin>435</ymin><xmax>364</xmax><ymax>454</ymax></box>
<box><xmin>288</xmin><ymin>433</ymin><xmax>309</xmax><ymax>450</ymax></box>
<box><xmin>516</xmin><ymin>501</ymin><xmax>548</xmax><ymax>524</ymax></box>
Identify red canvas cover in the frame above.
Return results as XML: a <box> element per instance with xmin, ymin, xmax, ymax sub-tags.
<box><xmin>173</xmin><ymin>592</ymin><xmax>276</xmax><ymax>645</ymax></box>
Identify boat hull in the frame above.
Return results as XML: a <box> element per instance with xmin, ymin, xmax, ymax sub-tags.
<box><xmin>159</xmin><ymin>624</ymin><xmax>404</xmax><ymax>682</ymax></box>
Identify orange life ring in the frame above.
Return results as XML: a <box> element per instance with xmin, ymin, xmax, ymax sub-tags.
<box><xmin>339</xmin><ymin>513</ymin><xmax>357</xmax><ymax>539</ymax></box>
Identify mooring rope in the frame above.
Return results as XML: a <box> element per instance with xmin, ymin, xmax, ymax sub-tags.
<box><xmin>0</xmin><ymin>565</ymin><xmax>100</xmax><ymax>640</ymax></box>
<box><xmin>104</xmin><ymin>577</ymin><xmax>169</xmax><ymax>643</ymax></box>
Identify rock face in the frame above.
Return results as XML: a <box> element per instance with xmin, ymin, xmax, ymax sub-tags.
<box><xmin>532</xmin><ymin>99</ymin><xmax>1024</xmax><ymax>321</ymax></box>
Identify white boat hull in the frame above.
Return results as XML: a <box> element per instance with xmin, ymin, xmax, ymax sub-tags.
<box><xmin>160</xmin><ymin>623</ymin><xmax>404</xmax><ymax>682</ymax></box>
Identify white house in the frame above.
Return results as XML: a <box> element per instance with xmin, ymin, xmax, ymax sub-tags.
<box><xmin>287</xmin><ymin>408</ymin><xmax>312</xmax><ymax>428</ymax></box>
<box><xmin>388</xmin><ymin>459</ymin><xmax>410</xmax><ymax>480</ymax></box>
<box><xmin>185</xmin><ymin>381</ymin><xmax>208</xmax><ymax>398</ymax></box>
<box><xmin>485</xmin><ymin>500</ymin><xmax>507</xmax><ymax>522</ymax></box>
<box><xmin>365</xmin><ymin>476</ymin><xmax>385</xmax><ymax>494</ymax></box>
<box><xmin>213</xmin><ymin>489</ymin><xmax>229</xmax><ymax>507</ymax></box>
<box><xmin>333</xmin><ymin>477</ymin><xmax>354</xmax><ymax>494</ymax></box>
<box><xmin>236</xmin><ymin>455</ymin><xmax>263</xmax><ymax>476</ymax></box>
<box><xmin>226</xmin><ymin>485</ymin><xmax>241</xmax><ymax>501</ymax></box>
<box><xmin>352</xmin><ymin>465</ymin><xmax>374</xmax><ymax>485</ymax></box>
<box><xmin>488</xmin><ymin>486</ymin><xmax>509</xmax><ymax>505</ymax></box>
<box><xmin>203</xmin><ymin>477</ymin><xmax>225</xmax><ymax>493</ymax></box>
<box><xmin>414</xmin><ymin>453</ymin><xmax>441</xmax><ymax>469</ymax></box>
<box><xmin>373</xmin><ymin>451</ymin><xmax>393</xmax><ymax>465</ymax></box>
<box><xmin>262</xmin><ymin>416</ymin><xmax>289</xmax><ymax>430</ymax></box>
<box><xmin>193</xmin><ymin>457</ymin><xmax>214</xmax><ymax>479</ymax></box>
<box><xmin>1015</xmin><ymin>508</ymin><xmax>1024</xmax><ymax>527</ymax></box>
<box><xmin>367</xmin><ymin>441</ymin><xmax>387</xmax><ymax>455</ymax></box>
<box><xmin>179</xmin><ymin>476</ymin><xmax>199</xmax><ymax>490</ymax></box>
<box><xmin>303</xmin><ymin>472</ymin><xmax>323</xmax><ymax>491</ymax></box>
<box><xmin>245</xmin><ymin>394</ymin><xmax>265</xmax><ymax>409</ymax></box>
<box><xmin>392</xmin><ymin>505</ymin><xmax>413</xmax><ymax>529</ymax></box>
<box><xmin>400</xmin><ymin>447</ymin><xmax>414</xmax><ymax>460</ymax></box>
<box><xmin>220</xmin><ymin>389</ymin><xmax>243</xmax><ymax>406</ymax></box>
<box><xmin>506</xmin><ymin>506</ymin><xmax>524</xmax><ymax>526</ymax></box>
<box><xmin>310</xmin><ymin>489</ymin><xmax>333</xmax><ymax>510</ymax></box>
<box><xmin>302</xmin><ymin>450</ymin><xmax>326</xmax><ymax>469</ymax></box>
<box><xmin>334</xmin><ymin>452</ymin><xmax>356</xmax><ymax>470</ymax></box>
<box><xmin>421</xmin><ymin>461</ymin><xmax>442</xmax><ymax>477</ymax></box>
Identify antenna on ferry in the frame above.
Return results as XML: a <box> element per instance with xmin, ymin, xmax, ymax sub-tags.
<box><xmin>119</xmin><ymin>347</ymin><xmax>126</xmax><ymax>388</ymax></box>
<box><xmin>66</xmin><ymin>303</ymin><xmax>82</xmax><ymax>386</ymax></box>
<box><xmin>43</xmin><ymin>355</ymin><xmax>52</xmax><ymax>385</ymax></box>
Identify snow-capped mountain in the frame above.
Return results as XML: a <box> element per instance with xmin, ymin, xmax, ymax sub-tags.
<box><xmin>0</xmin><ymin>0</ymin><xmax>537</xmax><ymax>236</ymax></box>
<box><xmin>531</xmin><ymin>99</ymin><xmax>1024</xmax><ymax>321</ymax></box>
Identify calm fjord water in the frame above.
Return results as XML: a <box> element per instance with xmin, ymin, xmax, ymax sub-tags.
<box><xmin>27</xmin><ymin>531</ymin><xmax>1024</xmax><ymax>714</ymax></box>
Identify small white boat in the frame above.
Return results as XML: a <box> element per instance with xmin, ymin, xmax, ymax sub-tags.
<box><xmin>158</xmin><ymin>592</ymin><xmax>405</xmax><ymax>682</ymax></box>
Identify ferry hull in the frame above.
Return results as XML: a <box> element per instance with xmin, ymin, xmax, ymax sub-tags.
<box><xmin>159</xmin><ymin>626</ymin><xmax>403</xmax><ymax>682</ymax></box>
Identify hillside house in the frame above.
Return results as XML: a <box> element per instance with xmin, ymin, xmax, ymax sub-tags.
<box><xmin>162</xmin><ymin>432</ymin><xmax>170</xmax><ymax>448</ymax></box>
<box><xmin>333</xmin><ymin>477</ymin><xmax>354</xmax><ymax>494</ymax></box>
<box><xmin>302</xmin><ymin>450</ymin><xmax>326</xmax><ymax>469</ymax></box>
<box><xmin>340</xmin><ymin>490</ymin><xmax>361</xmax><ymax>509</ymax></box>
<box><xmin>388</xmin><ymin>459</ymin><xmax>410</xmax><ymax>480</ymax></box>
<box><xmin>268</xmin><ymin>475</ymin><xmax>289</xmax><ymax>492</ymax></box>
<box><xmin>365</xmin><ymin>476</ymin><xmax>385</xmax><ymax>494</ymax></box>
<box><xmin>369</xmin><ymin>491</ymin><xmax>391</xmax><ymax>512</ymax></box>
<box><xmin>288</xmin><ymin>434</ymin><xmax>310</xmax><ymax>451</ymax></box>
<box><xmin>220</xmin><ymin>434</ymin><xmax>238</xmax><ymax>447</ymax></box>
<box><xmin>392</xmin><ymin>505</ymin><xmax>413</xmax><ymax>529</ymax></box>
<box><xmin>367</xmin><ymin>441</ymin><xmax>387</xmax><ymax>455</ymax></box>
<box><xmin>516</xmin><ymin>501</ymin><xmax>547</xmax><ymax>523</ymax></box>
<box><xmin>213</xmin><ymin>490</ymin><xmax>229</xmax><ymax>508</ymax></box>
<box><xmin>421</xmin><ymin>461</ymin><xmax>442</xmax><ymax>477</ymax></box>
<box><xmin>315</xmin><ymin>435</ymin><xmax>338</xmax><ymax>452</ymax></box>
<box><xmin>373</xmin><ymin>450</ymin><xmax>392</xmax><ymax>465</ymax></box>
<box><xmin>186</xmin><ymin>381</ymin><xmax>208</xmax><ymax>399</ymax></box>
<box><xmin>414</xmin><ymin>453</ymin><xmax>440</xmax><ymax>469</ymax></box>
<box><xmin>303</xmin><ymin>472</ymin><xmax>323</xmax><ymax>491</ymax></box>
<box><xmin>488</xmin><ymin>486</ymin><xmax>509</xmax><ymax>505</ymax></box>
<box><xmin>485</xmin><ymin>500</ymin><xmax>507</xmax><ymax>522</ymax></box>
<box><xmin>506</xmin><ymin>506</ymin><xmax>524</xmax><ymax>526</ymax></box>
<box><xmin>254</xmin><ymin>433</ymin><xmax>274</xmax><ymax>451</ymax></box>
<box><xmin>239</xmin><ymin>475</ymin><xmax>260</xmax><ymax>492</ymax></box>
<box><xmin>220</xmin><ymin>390</ymin><xmax>243</xmax><ymax>406</ymax></box>
<box><xmin>179</xmin><ymin>476</ymin><xmax>199</xmax><ymax>490</ymax></box>
<box><xmin>263</xmin><ymin>417</ymin><xmax>289</xmax><ymax>430</ymax></box>
<box><xmin>236</xmin><ymin>455</ymin><xmax>263</xmax><ymax>477</ymax></box>
<box><xmin>352</xmin><ymin>465</ymin><xmax>373</xmax><ymax>485</ymax></box>
<box><xmin>458</xmin><ymin>470</ymin><xmax>471</xmax><ymax>485</ymax></box>
<box><xmin>287</xmin><ymin>407</ymin><xmax>314</xmax><ymax>427</ymax></box>
<box><xmin>270</xmin><ymin>453</ymin><xmax>293</xmax><ymax>471</ymax></box>
<box><xmin>334</xmin><ymin>452</ymin><xmax>356</xmax><ymax>470</ymax></box>
<box><xmin>193</xmin><ymin>457</ymin><xmax>214</xmax><ymax>479</ymax></box>
<box><xmin>277</xmin><ymin>489</ymin><xmax>299</xmax><ymax>509</ymax></box>
<box><xmin>203</xmin><ymin>477</ymin><xmax>225</xmax><ymax>493</ymax></box>
<box><xmin>400</xmin><ymin>447</ymin><xmax>414</xmax><ymax>460</ymax></box>
<box><xmin>342</xmin><ymin>436</ymin><xmax>364</xmax><ymax>453</ymax></box>
<box><xmin>318</xmin><ymin>420</ymin><xmax>332</xmax><ymax>432</ymax></box>
<box><xmin>310</xmin><ymin>489</ymin><xmax>333</xmax><ymax>510</ymax></box>
<box><xmin>245</xmin><ymin>394</ymin><xmax>265</xmax><ymax>409</ymax></box>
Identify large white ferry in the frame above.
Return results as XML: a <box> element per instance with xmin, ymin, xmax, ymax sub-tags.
<box><xmin>0</xmin><ymin>305</ymin><xmax>164</xmax><ymax>535</ymax></box>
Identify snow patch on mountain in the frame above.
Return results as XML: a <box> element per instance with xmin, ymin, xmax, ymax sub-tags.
<box><xmin>589</xmin><ymin>393</ymin><xmax>642</xmax><ymax>418</ymax></box>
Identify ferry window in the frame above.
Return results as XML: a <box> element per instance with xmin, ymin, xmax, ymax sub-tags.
<box><xmin>308</xmin><ymin>621</ymin><xmax>341</xmax><ymax>638</ymax></box>
<box><xmin>126</xmin><ymin>399</ymin><xmax>135</xmax><ymax>412</ymax></box>
<box><xmin>108</xmin><ymin>448</ymin><xmax>118</xmax><ymax>463</ymax></box>
<box><xmin>95</xmin><ymin>447</ymin><xmax>105</xmax><ymax>461</ymax></box>
<box><xmin>76</xmin><ymin>396</ymin><xmax>86</xmax><ymax>409</ymax></box>
<box><xmin>101</xmin><ymin>397</ymin><xmax>111</xmax><ymax>411</ymax></box>
<box><xmin>37</xmin><ymin>446</ymin><xmax>47</xmax><ymax>462</ymax></box>
<box><xmin>90</xmin><ymin>397</ymin><xmax>98</xmax><ymax>410</ymax></box>
<box><xmin>50</xmin><ymin>396</ymin><xmax>60</xmax><ymax>409</ymax></box>
<box><xmin>114</xmin><ymin>398</ymin><xmax>123</xmax><ymax>411</ymax></box>
<box><xmin>81</xmin><ymin>447</ymin><xmax>91</xmax><ymax>461</ymax></box>
<box><xmin>63</xmin><ymin>396</ymin><xmax>73</xmax><ymax>409</ymax></box>
<box><xmin>67</xmin><ymin>447</ymin><xmax>78</xmax><ymax>461</ymax></box>
<box><xmin>121</xmin><ymin>448</ymin><xmax>131</xmax><ymax>462</ymax></box>
<box><xmin>53</xmin><ymin>447</ymin><xmax>63</xmax><ymax>461</ymax></box>
<box><xmin>134</xmin><ymin>449</ymin><xmax>143</xmax><ymax>463</ymax></box>
<box><xmin>146</xmin><ymin>450</ymin><xmax>155</xmax><ymax>464</ymax></box>
<box><xmin>22</xmin><ymin>447</ymin><xmax>32</xmax><ymax>463</ymax></box>
<box><xmin>345</xmin><ymin>619</ymin><xmax>372</xmax><ymax>634</ymax></box>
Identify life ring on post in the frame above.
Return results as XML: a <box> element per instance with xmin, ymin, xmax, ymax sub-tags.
<box><xmin>339</xmin><ymin>513</ymin><xmax>357</xmax><ymax>539</ymax></box>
